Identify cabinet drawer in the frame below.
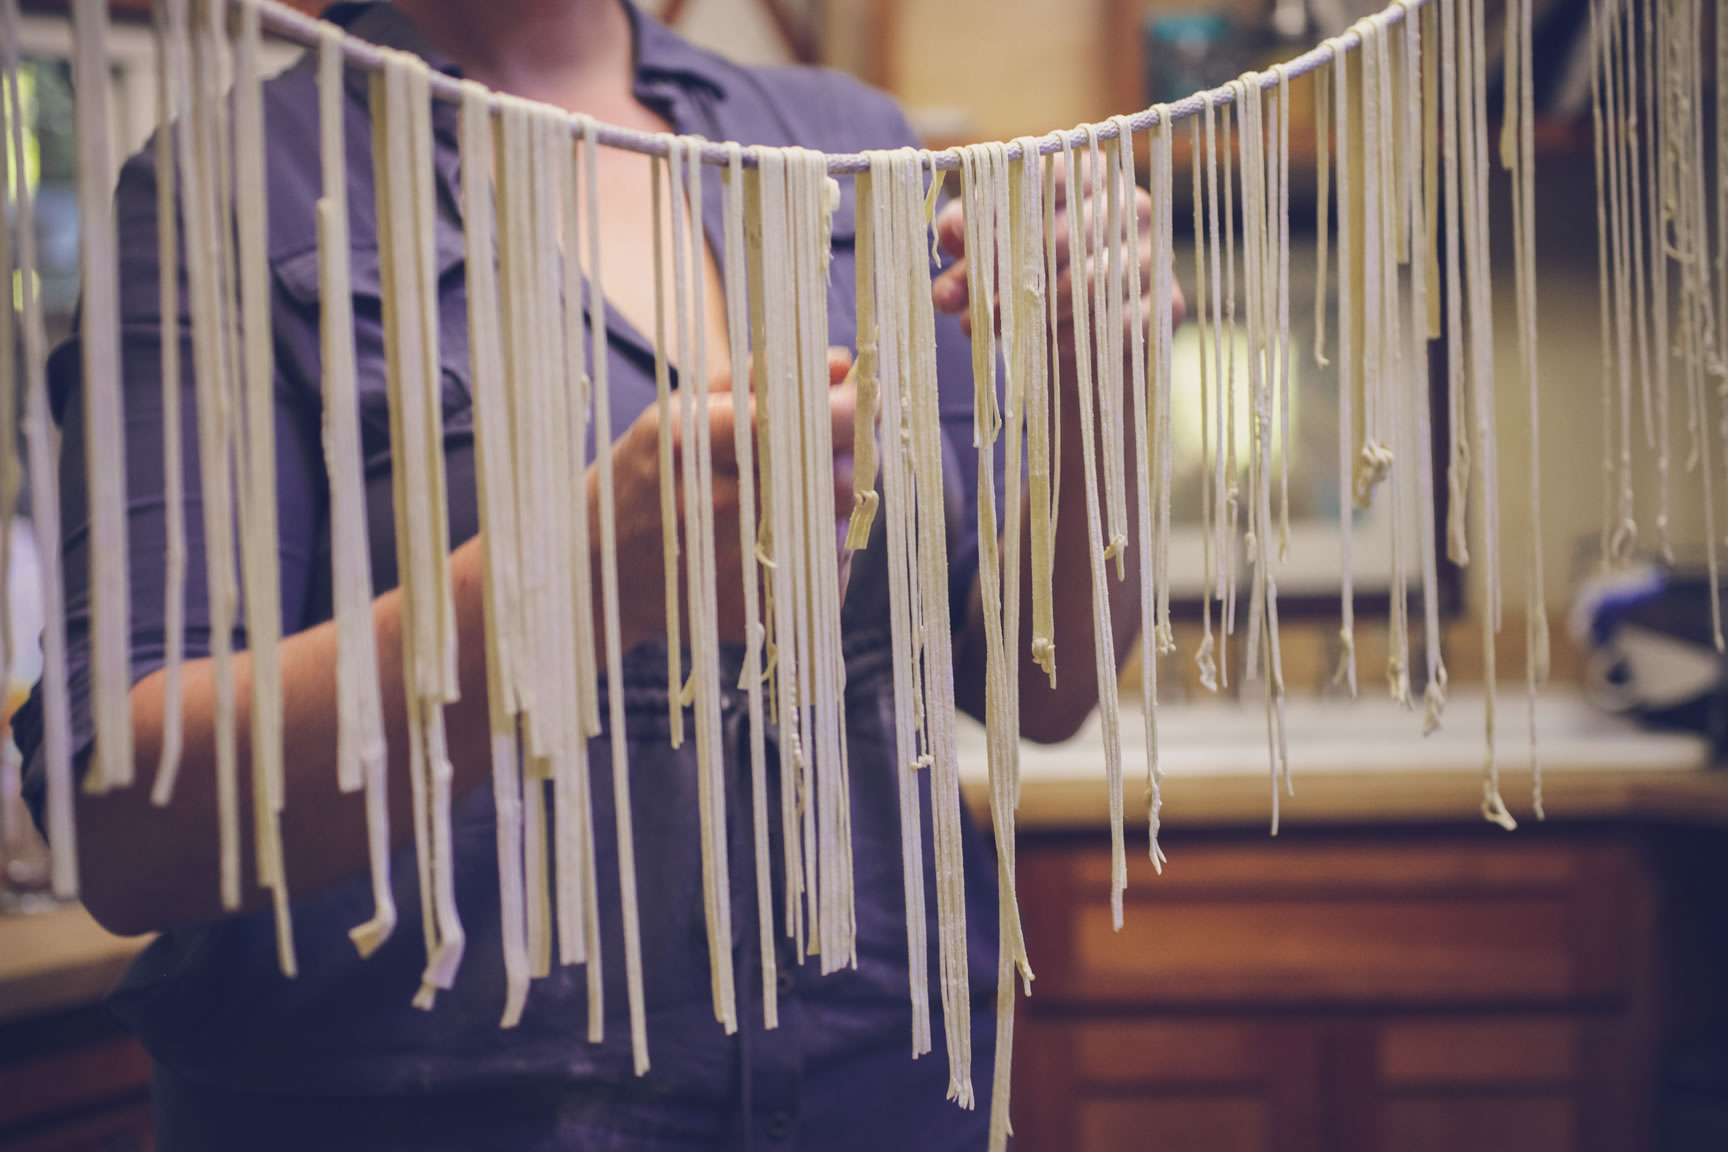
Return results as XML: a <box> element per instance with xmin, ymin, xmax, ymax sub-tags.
<box><xmin>1021</xmin><ymin>837</ymin><xmax>1638</xmax><ymax>1006</ymax></box>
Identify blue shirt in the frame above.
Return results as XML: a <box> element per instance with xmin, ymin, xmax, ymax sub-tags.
<box><xmin>16</xmin><ymin>3</ymin><xmax>1003</xmax><ymax>1147</ymax></box>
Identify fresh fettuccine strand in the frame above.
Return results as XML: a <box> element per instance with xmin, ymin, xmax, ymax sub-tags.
<box><xmin>182</xmin><ymin>0</ymin><xmax>243</xmax><ymax>910</ymax></box>
<box><xmin>148</xmin><ymin>0</ymin><xmax>189</xmax><ymax>802</ymax></box>
<box><xmin>3</xmin><ymin>0</ymin><xmax>76</xmax><ymax>897</ymax></box>
<box><xmin>580</xmin><ymin>114</ymin><xmax>651</xmax><ymax>1073</ymax></box>
<box><xmin>557</xmin><ymin>111</ymin><xmax>603</xmax><ymax>1016</ymax></box>
<box><xmin>314</xmin><ymin>27</ymin><xmax>395</xmax><ymax>959</ymax></box>
<box><xmin>70</xmin><ymin>0</ymin><xmax>132</xmax><ymax>796</ymax></box>
<box><xmin>1192</xmin><ymin>110</ymin><xmax>1218</xmax><ymax>694</ymax></box>
<box><xmin>1087</xmin><ymin>127</ymin><xmax>1129</xmax><ymax>575</ymax></box>
<box><xmin>667</xmin><ymin>137</ymin><xmax>737</xmax><ymax>1031</ymax></box>
<box><xmin>233</xmin><ymin>0</ymin><xmax>296</xmax><ymax>977</ymax></box>
<box><xmin>1147</xmin><ymin>114</ymin><xmax>1175</xmax><ymax>861</ymax></box>
<box><xmin>866</xmin><ymin>148</ymin><xmax>932</xmax><ymax>1056</ymax></box>
<box><xmin>649</xmin><ymin>156</ymin><xmax>685</xmax><ymax>747</ymax></box>
<box><xmin>1332</xmin><ymin>40</ymin><xmax>1358</xmax><ymax>695</ymax></box>
<box><xmin>457</xmin><ymin>81</ymin><xmax>529</xmax><ymax>1026</ymax></box>
<box><xmin>722</xmin><ymin>143</ymin><xmax>780</xmax><ymax>1030</ymax></box>
<box><xmin>1059</xmin><ymin>130</ymin><xmax>1127</xmax><ymax>930</ymax></box>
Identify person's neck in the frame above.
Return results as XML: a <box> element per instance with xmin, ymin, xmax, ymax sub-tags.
<box><xmin>391</xmin><ymin>0</ymin><xmax>640</xmax><ymax>118</ymax></box>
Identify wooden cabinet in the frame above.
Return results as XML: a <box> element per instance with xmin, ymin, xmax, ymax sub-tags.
<box><xmin>0</xmin><ymin>1004</ymin><xmax>153</xmax><ymax>1151</ymax></box>
<box><xmin>1010</xmin><ymin>829</ymin><xmax>1675</xmax><ymax>1152</ymax></box>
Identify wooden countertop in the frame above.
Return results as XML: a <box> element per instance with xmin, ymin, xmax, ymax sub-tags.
<box><xmin>0</xmin><ymin>905</ymin><xmax>149</xmax><ymax>1026</ymax></box>
<box><xmin>957</xmin><ymin>690</ymin><xmax>1728</xmax><ymax>830</ymax></box>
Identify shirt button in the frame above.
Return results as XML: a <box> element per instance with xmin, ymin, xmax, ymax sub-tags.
<box><xmin>766</xmin><ymin>1112</ymin><xmax>792</xmax><ymax>1140</ymax></box>
<box><xmin>777</xmin><ymin>969</ymin><xmax>795</xmax><ymax>994</ymax></box>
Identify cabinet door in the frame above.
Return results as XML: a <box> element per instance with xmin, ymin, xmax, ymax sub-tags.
<box><xmin>1012</xmin><ymin>1016</ymin><xmax>1324</xmax><ymax>1152</ymax></box>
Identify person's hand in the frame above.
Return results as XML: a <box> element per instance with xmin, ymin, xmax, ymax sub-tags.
<box><xmin>929</xmin><ymin>152</ymin><xmax>1186</xmax><ymax>366</ymax></box>
<box><xmin>597</xmin><ymin>347</ymin><xmax>857</xmax><ymax>652</ymax></box>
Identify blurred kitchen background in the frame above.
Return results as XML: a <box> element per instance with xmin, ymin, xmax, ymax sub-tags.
<box><xmin>3</xmin><ymin>1</ymin><xmax>1726</xmax><ymax>1149</ymax></box>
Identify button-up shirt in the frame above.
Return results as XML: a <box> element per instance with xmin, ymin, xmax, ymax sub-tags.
<box><xmin>17</xmin><ymin>2</ymin><xmax>1003</xmax><ymax>1147</ymax></box>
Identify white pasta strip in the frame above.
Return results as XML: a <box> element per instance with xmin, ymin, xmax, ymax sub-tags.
<box><xmin>1645</xmin><ymin>0</ymin><xmax>1671</xmax><ymax>559</ymax></box>
<box><xmin>1314</xmin><ymin>61</ymin><xmax>1331</xmax><ymax>374</ymax></box>
<box><xmin>1398</xmin><ymin>8</ymin><xmax>1451</xmax><ymax>736</ymax></box>
<box><xmin>668</xmin><ymin>137</ymin><xmax>737</xmax><ymax>1031</ymax></box>
<box><xmin>1457</xmin><ymin>0</ymin><xmax>1514</xmax><ymax>830</ymax></box>
<box><xmin>1024</xmin><ymin>145</ymin><xmax>1056</xmax><ymax>684</ymax></box>
<box><xmin>1219</xmin><ymin>99</ymin><xmax>1240</xmax><ymax>670</ymax></box>
<box><xmin>742</xmin><ymin>153</ymin><xmax>806</xmax><ymax>952</ymax></box>
<box><xmin>314</xmin><ymin>28</ymin><xmax>395</xmax><ymax>958</ymax></box>
<box><xmin>1370</xmin><ymin>23</ymin><xmax>1412</xmax><ymax>707</ymax></box>
<box><xmin>906</xmin><ymin>151</ymin><xmax>972</xmax><ymax>1109</ymax></box>
<box><xmin>148</xmin><ymin>0</ymin><xmax>188</xmax><ymax>801</ymax></box>
<box><xmin>1332</xmin><ymin>41</ymin><xmax>1358</xmax><ymax>695</ymax></box>
<box><xmin>580</xmin><ymin>114</ymin><xmax>651</xmax><ymax>1072</ymax></box>
<box><xmin>864</xmin><ymin>149</ymin><xmax>933</xmax><ymax>1056</ymax></box>
<box><xmin>457</xmin><ymin>82</ymin><xmax>529</xmax><ymax>1025</ymax></box>
<box><xmin>374</xmin><ymin>51</ymin><xmax>467</xmax><ymax>1003</ymax></box>
<box><xmin>649</xmin><ymin>152</ymin><xmax>685</xmax><ymax>748</ymax></box>
<box><xmin>558</xmin><ymin>112</ymin><xmax>605</xmax><ymax>1032</ymax></box>
<box><xmin>1191</xmin><ymin>111</ymin><xmax>1218</xmax><ymax>695</ymax></box>
<box><xmin>720</xmin><ymin>144</ymin><xmax>779</xmax><ymax>1029</ymax></box>
<box><xmin>70</xmin><ymin>0</ymin><xmax>132</xmax><ymax>796</ymax></box>
<box><xmin>1086</xmin><ymin>127</ymin><xmax>1129</xmax><ymax>574</ymax></box>
<box><xmin>1438</xmin><ymin>0</ymin><xmax>1470</xmax><ymax>567</ymax></box>
<box><xmin>1202</xmin><ymin>96</ymin><xmax>1232</xmax><ymax>691</ymax></box>
<box><xmin>1272</xmin><ymin>70</ymin><xmax>1293</xmax><ymax>565</ymax></box>
<box><xmin>234</xmin><ymin>0</ymin><xmax>296</xmax><ymax>977</ymax></box>
<box><xmin>492</xmin><ymin>98</ymin><xmax>552</xmax><ymax>979</ymax></box>
<box><xmin>179</xmin><ymin>0</ymin><xmax>243</xmax><ymax>910</ymax></box>
<box><xmin>1146</xmin><ymin>114</ymin><xmax>1175</xmax><ymax>858</ymax></box>
<box><xmin>796</xmin><ymin>149</ymin><xmax>854</xmax><ymax>974</ymax></box>
<box><xmin>3</xmin><ymin>0</ymin><xmax>76</xmax><ymax>898</ymax></box>
<box><xmin>0</xmin><ymin>8</ymin><xmax>14</xmax><ymax>701</ymax></box>
<box><xmin>1059</xmin><ymin>130</ymin><xmax>1126</xmax><ymax>928</ymax></box>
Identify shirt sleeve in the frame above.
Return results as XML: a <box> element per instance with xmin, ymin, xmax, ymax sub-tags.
<box><xmin>18</xmin><ymin>130</ymin><xmax>328</xmax><ymax>834</ymax></box>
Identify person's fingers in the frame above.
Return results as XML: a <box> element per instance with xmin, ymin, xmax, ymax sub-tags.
<box><xmin>827</xmin><ymin>346</ymin><xmax>853</xmax><ymax>385</ymax></box>
<box><xmin>829</xmin><ymin>377</ymin><xmax>858</xmax><ymax>453</ymax></box>
<box><xmin>933</xmin><ymin>257</ymin><xmax>969</xmax><ymax>315</ymax></box>
<box><xmin>935</xmin><ymin>198</ymin><xmax>967</xmax><ymax>260</ymax></box>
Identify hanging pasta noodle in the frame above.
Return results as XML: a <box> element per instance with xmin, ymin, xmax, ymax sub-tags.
<box><xmin>908</xmin><ymin>145</ymin><xmax>973</xmax><ymax>1106</ymax></box>
<box><xmin>743</xmin><ymin>150</ymin><xmax>805</xmax><ymax>953</ymax></box>
<box><xmin>1332</xmin><ymin>38</ymin><xmax>1359</xmax><ymax>694</ymax></box>
<box><xmin>1192</xmin><ymin>109</ymin><xmax>1219</xmax><ymax>695</ymax></box>
<box><xmin>1456</xmin><ymin>0</ymin><xmax>1514</xmax><ymax>830</ymax></box>
<box><xmin>649</xmin><ymin>151</ymin><xmax>685</xmax><ymax>749</ymax></box>
<box><xmin>1086</xmin><ymin>127</ymin><xmax>1129</xmax><ymax>576</ymax></box>
<box><xmin>457</xmin><ymin>81</ymin><xmax>530</xmax><ymax>1026</ymax></box>
<box><xmin>1273</xmin><ymin>69</ymin><xmax>1293</xmax><ymax>565</ymax></box>
<box><xmin>863</xmin><ymin>147</ymin><xmax>932</xmax><ymax>1057</ymax></box>
<box><xmin>1058</xmin><ymin>129</ymin><xmax>1128</xmax><ymax>931</ymax></box>
<box><xmin>0</xmin><ymin>8</ymin><xmax>13</xmax><ymax>707</ymax></box>
<box><xmin>178</xmin><ymin>0</ymin><xmax>244</xmax><ymax>911</ymax></box>
<box><xmin>492</xmin><ymin>97</ymin><xmax>553</xmax><ymax>978</ymax></box>
<box><xmin>1145</xmin><ymin>112</ymin><xmax>1175</xmax><ymax>862</ymax></box>
<box><xmin>148</xmin><ymin>0</ymin><xmax>188</xmax><ymax>797</ymax></box>
<box><xmin>1497</xmin><ymin>0</ymin><xmax>1548</xmax><ymax>811</ymax></box>
<box><xmin>232</xmin><ymin>0</ymin><xmax>297</xmax><ymax>978</ymax></box>
<box><xmin>720</xmin><ymin>142</ymin><xmax>780</xmax><ymax>1030</ymax></box>
<box><xmin>372</xmin><ymin>49</ymin><xmax>469</xmax><ymax>1003</ymax></box>
<box><xmin>311</xmin><ymin>26</ymin><xmax>396</xmax><ymax>957</ymax></box>
<box><xmin>1203</xmin><ymin>94</ymin><xmax>1233</xmax><ymax>691</ymax></box>
<box><xmin>557</xmin><ymin>106</ymin><xmax>604</xmax><ymax>1025</ymax></box>
<box><xmin>3</xmin><ymin>0</ymin><xmax>76</xmax><ymax>898</ymax></box>
<box><xmin>1399</xmin><ymin>4</ymin><xmax>1451</xmax><ymax>736</ymax></box>
<box><xmin>1438</xmin><ymin>0</ymin><xmax>1470</xmax><ymax>567</ymax></box>
<box><xmin>1368</xmin><ymin>19</ymin><xmax>1412</xmax><ymax>708</ymax></box>
<box><xmin>578</xmin><ymin>113</ymin><xmax>651</xmax><ymax>1072</ymax></box>
<box><xmin>667</xmin><ymin>135</ymin><xmax>738</xmax><ymax>1031</ymax></box>
<box><xmin>70</xmin><ymin>0</ymin><xmax>132</xmax><ymax>796</ymax></box>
